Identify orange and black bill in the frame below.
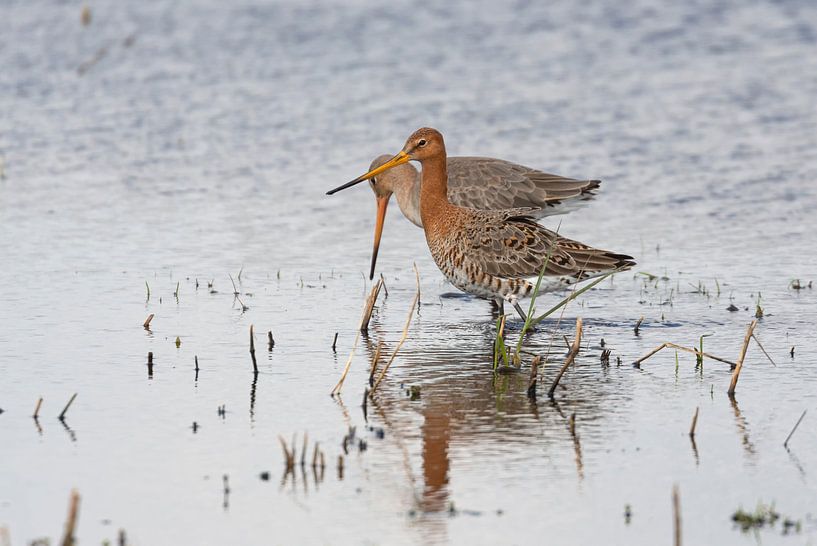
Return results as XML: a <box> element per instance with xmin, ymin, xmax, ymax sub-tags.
<box><xmin>325</xmin><ymin>151</ymin><xmax>409</xmax><ymax>195</ymax></box>
<box><xmin>369</xmin><ymin>195</ymin><xmax>389</xmax><ymax>280</ymax></box>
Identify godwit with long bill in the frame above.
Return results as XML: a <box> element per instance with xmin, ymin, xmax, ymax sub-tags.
<box><xmin>327</xmin><ymin>128</ymin><xmax>634</xmax><ymax>320</ymax></box>
<box><xmin>355</xmin><ymin>155</ymin><xmax>601</xmax><ymax>280</ymax></box>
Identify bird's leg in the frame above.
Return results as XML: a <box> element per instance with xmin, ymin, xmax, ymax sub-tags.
<box><xmin>491</xmin><ymin>298</ymin><xmax>505</xmax><ymax>317</ymax></box>
<box><xmin>512</xmin><ymin>300</ymin><xmax>528</xmax><ymax>322</ymax></box>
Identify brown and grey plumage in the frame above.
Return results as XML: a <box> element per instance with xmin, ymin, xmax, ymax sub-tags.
<box><xmin>369</xmin><ymin>156</ymin><xmax>600</xmax><ymax>228</ymax></box>
<box><xmin>327</xmin><ymin>128</ymin><xmax>635</xmax><ymax>320</ymax></box>
<box><xmin>358</xmin><ymin>155</ymin><xmax>600</xmax><ymax>279</ymax></box>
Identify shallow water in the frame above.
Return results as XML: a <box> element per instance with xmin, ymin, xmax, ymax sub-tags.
<box><xmin>2</xmin><ymin>0</ymin><xmax>817</xmax><ymax>544</ymax></box>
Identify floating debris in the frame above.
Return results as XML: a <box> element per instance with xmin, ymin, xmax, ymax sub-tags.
<box><xmin>406</xmin><ymin>385</ymin><xmax>421</xmax><ymax>400</ymax></box>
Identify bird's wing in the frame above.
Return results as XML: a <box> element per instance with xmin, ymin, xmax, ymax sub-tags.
<box><xmin>460</xmin><ymin>210</ymin><xmax>579</xmax><ymax>279</ymax></box>
<box><xmin>447</xmin><ymin>157</ymin><xmax>600</xmax><ymax>216</ymax></box>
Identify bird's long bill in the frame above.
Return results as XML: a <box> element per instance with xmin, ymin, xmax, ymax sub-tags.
<box><xmin>326</xmin><ymin>151</ymin><xmax>409</xmax><ymax>195</ymax></box>
<box><xmin>369</xmin><ymin>195</ymin><xmax>389</xmax><ymax>280</ymax></box>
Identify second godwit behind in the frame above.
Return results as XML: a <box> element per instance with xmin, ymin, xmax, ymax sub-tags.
<box><xmin>348</xmin><ymin>155</ymin><xmax>600</xmax><ymax>279</ymax></box>
<box><xmin>327</xmin><ymin>128</ymin><xmax>635</xmax><ymax>320</ymax></box>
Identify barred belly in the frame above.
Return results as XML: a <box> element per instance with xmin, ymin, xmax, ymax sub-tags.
<box><xmin>434</xmin><ymin>250</ymin><xmax>534</xmax><ymax>301</ymax></box>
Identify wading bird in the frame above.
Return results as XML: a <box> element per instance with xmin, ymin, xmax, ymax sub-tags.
<box><xmin>354</xmin><ymin>155</ymin><xmax>600</xmax><ymax>280</ymax></box>
<box><xmin>327</xmin><ymin>128</ymin><xmax>634</xmax><ymax>320</ymax></box>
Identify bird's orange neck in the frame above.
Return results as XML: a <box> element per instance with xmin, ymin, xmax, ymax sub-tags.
<box><xmin>418</xmin><ymin>152</ymin><xmax>452</xmax><ymax>231</ymax></box>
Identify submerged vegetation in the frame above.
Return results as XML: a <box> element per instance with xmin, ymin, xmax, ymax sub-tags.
<box><xmin>731</xmin><ymin>503</ymin><xmax>802</xmax><ymax>535</ymax></box>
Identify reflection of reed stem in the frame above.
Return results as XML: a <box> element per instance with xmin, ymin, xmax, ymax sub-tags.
<box><xmin>672</xmin><ymin>485</ymin><xmax>682</xmax><ymax>546</ymax></box>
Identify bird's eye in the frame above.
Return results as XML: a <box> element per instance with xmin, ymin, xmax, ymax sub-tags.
<box><xmin>371</xmin><ymin>177</ymin><xmax>377</xmax><ymax>184</ymax></box>
<box><xmin>418</xmin><ymin>139</ymin><xmax>427</xmax><ymax>147</ymax></box>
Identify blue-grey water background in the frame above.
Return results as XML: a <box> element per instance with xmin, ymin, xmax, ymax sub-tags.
<box><xmin>1</xmin><ymin>0</ymin><xmax>817</xmax><ymax>544</ymax></box>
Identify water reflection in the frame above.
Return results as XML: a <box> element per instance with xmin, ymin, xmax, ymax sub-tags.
<box><xmin>363</xmin><ymin>327</ymin><xmax>622</xmax><ymax>523</ymax></box>
<box><xmin>59</xmin><ymin>418</ymin><xmax>77</xmax><ymax>443</ymax></box>
<box><xmin>249</xmin><ymin>371</ymin><xmax>258</xmax><ymax>424</ymax></box>
<box><xmin>728</xmin><ymin>396</ymin><xmax>756</xmax><ymax>458</ymax></box>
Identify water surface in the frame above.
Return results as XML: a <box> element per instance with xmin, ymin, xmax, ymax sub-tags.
<box><xmin>1</xmin><ymin>0</ymin><xmax>817</xmax><ymax>544</ymax></box>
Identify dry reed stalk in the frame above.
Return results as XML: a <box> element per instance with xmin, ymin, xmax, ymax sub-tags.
<box><xmin>332</xmin><ymin>283</ymin><xmax>383</xmax><ymax>395</ymax></box>
<box><xmin>784</xmin><ymin>410</ymin><xmax>807</xmax><ymax>449</ymax></box>
<box><xmin>337</xmin><ymin>455</ymin><xmax>344</xmax><ymax>479</ymax></box>
<box><xmin>60</xmin><ymin>489</ymin><xmax>80</xmax><ymax>546</ymax></box>
<box><xmin>567</xmin><ymin>413</ymin><xmax>584</xmax><ymax>480</ymax></box>
<box><xmin>672</xmin><ymin>485</ymin><xmax>682</xmax><ymax>546</ymax></box>
<box><xmin>751</xmin><ymin>334</ymin><xmax>775</xmax><ymax>366</ymax></box>
<box><xmin>332</xmin><ymin>332</ymin><xmax>338</xmax><ymax>351</ymax></box>
<box><xmin>633</xmin><ymin>342</ymin><xmax>736</xmax><ymax>368</ymax></box>
<box><xmin>300</xmin><ymin>433</ymin><xmax>308</xmax><ymax>467</ymax></box>
<box><xmin>634</xmin><ymin>316</ymin><xmax>644</xmax><ymax>336</ymax></box>
<box><xmin>727</xmin><ymin>320</ymin><xmax>757</xmax><ymax>396</ymax></box>
<box><xmin>268</xmin><ymin>330</ymin><xmax>275</xmax><ymax>349</ymax></box>
<box><xmin>369</xmin><ymin>267</ymin><xmax>421</xmax><ymax>397</ymax></box>
<box><xmin>527</xmin><ymin>355</ymin><xmax>541</xmax><ymax>398</ymax></box>
<box><xmin>689</xmin><ymin>407</ymin><xmax>699</xmax><ymax>437</ymax></box>
<box><xmin>143</xmin><ymin>313</ymin><xmax>154</xmax><ymax>329</ymax></box>
<box><xmin>368</xmin><ymin>340</ymin><xmax>383</xmax><ymax>387</ymax></box>
<box><xmin>249</xmin><ymin>325</ymin><xmax>258</xmax><ymax>373</ymax></box>
<box><xmin>547</xmin><ymin>318</ymin><xmax>583</xmax><ymax>399</ymax></box>
<box><xmin>360</xmin><ymin>279</ymin><xmax>383</xmax><ymax>333</ymax></box>
<box><xmin>312</xmin><ymin>442</ymin><xmax>320</xmax><ymax>469</ymax></box>
<box><xmin>278</xmin><ymin>435</ymin><xmax>295</xmax><ymax>470</ymax></box>
<box><xmin>33</xmin><ymin>397</ymin><xmax>43</xmax><ymax>419</ymax></box>
<box><xmin>379</xmin><ymin>273</ymin><xmax>389</xmax><ymax>297</ymax></box>
<box><xmin>59</xmin><ymin>394</ymin><xmax>78</xmax><ymax>421</ymax></box>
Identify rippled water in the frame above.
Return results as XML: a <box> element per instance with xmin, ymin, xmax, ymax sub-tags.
<box><xmin>2</xmin><ymin>0</ymin><xmax>816</xmax><ymax>544</ymax></box>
